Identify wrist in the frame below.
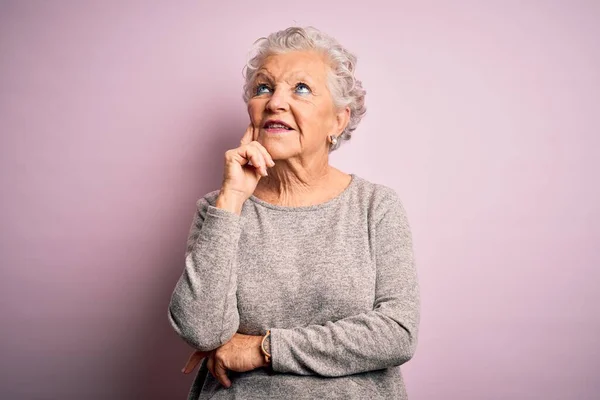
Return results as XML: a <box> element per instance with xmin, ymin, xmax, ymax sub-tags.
<box><xmin>259</xmin><ymin>330</ymin><xmax>272</xmax><ymax>368</ymax></box>
<box><xmin>216</xmin><ymin>189</ymin><xmax>247</xmax><ymax>215</ymax></box>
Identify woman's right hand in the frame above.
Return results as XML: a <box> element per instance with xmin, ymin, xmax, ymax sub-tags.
<box><xmin>216</xmin><ymin>124</ymin><xmax>275</xmax><ymax>214</ymax></box>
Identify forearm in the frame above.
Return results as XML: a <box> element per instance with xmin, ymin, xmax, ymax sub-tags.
<box><xmin>270</xmin><ymin>304</ymin><xmax>418</xmax><ymax>376</ymax></box>
<box><xmin>168</xmin><ymin>205</ymin><xmax>242</xmax><ymax>351</ymax></box>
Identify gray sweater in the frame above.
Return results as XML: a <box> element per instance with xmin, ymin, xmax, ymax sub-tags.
<box><xmin>168</xmin><ymin>174</ymin><xmax>420</xmax><ymax>399</ymax></box>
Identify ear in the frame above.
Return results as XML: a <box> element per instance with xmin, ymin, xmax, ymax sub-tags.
<box><xmin>334</xmin><ymin>106</ymin><xmax>351</xmax><ymax>136</ymax></box>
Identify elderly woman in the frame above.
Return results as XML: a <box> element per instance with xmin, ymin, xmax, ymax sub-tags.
<box><xmin>168</xmin><ymin>26</ymin><xmax>420</xmax><ymax>399</ymax></box>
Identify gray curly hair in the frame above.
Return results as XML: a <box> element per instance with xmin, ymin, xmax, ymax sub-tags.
<box><xmin>242</xmin><ymin>26</ymin><xmax>367</xmax><ymax>151</ymax></box>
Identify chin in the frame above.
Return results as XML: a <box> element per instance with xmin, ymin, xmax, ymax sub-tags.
<box><xmin>260</xmin><ymin>141</ymin><xmax>299</xmax><ymax>161</ymax></box>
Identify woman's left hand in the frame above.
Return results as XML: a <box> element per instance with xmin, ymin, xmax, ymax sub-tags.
<box><xmin>181</xmin><ymin>333</ymin><xmax>267</xmax><ymax>388</ymax></box>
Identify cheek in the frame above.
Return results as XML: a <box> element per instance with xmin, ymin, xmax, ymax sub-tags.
<box><xmin>247</xmin><ymin>102</ymin><xmax>258</xmax><ymax>118</ymax></box>
<box><xmin>296</xmin><ymin>103</ymin><xmax>322</xmax><ymax>127</ymax></box>
<box><xmin>247</xmin><ymin>103</ymin><xmax>263</xmax><ymax>126</ymax></box>
<box><xmin>248</xmin><ymin>98</ymin><xmax>265</xmax><ymax>113</ymax></box>
<box><xmin>311</xmin><ymin>107</ymin><xmax>335</xmax><ymax>134</ymax></box>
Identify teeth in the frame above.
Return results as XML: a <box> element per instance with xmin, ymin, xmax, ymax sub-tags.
<box><xmin>267</xmin><ymin>123</ymin><xmax>289</xmax><ymax>129</ymax></box>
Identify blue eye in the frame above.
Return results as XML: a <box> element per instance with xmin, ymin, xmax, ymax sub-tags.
<box><xmin>255</xmin><ymin>84</ymin><xmax>271</xmax><ymax>95</ymax></box>
<box><xmin>295</xmin><ymin>83</ymin><xmax>311</xmax><ymax>94</ymax></box>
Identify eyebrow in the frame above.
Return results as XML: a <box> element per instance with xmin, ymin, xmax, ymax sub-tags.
<box><xmin>254</xmin><ymin>71</ymin><xmax>274</xmax><ymax>81</ymax></box>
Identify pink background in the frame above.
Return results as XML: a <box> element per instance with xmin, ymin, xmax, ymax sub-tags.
<box><xmin>1</xmin><ymin>1</ymin><xmax>599</xmax><ymax>399</ymax></box>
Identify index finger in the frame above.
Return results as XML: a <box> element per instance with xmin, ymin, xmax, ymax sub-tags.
<box><xmin>240</xmin><ymin>124</ymin><xmax>254</xmax><ymax>145</ymax></box>
<box><xmin>182</xmin><ymin>350</ymin><xmax>211</xmax><ymax>374</ymax></box>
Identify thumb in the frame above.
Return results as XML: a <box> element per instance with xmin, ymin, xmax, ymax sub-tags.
<box><xmin>214</xmin><ymin>359</ymin><xmax>232</xmax><ymax>388</ymax></box>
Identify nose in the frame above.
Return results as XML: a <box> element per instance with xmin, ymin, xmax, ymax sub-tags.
<box><xmin>265</xmin><ymin>86</ymin><xmax>289</xmax><ymax>113</ymax></box>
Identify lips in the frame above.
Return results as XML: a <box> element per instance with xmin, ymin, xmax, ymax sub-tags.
<box><xmin>263</xmin><ymin>120</ymin><xmax>293</xmax><ymax>130</ymax></box>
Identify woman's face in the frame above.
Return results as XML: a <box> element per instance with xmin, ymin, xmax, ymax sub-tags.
<box><xmin>247</xmin><ymin>50</ymin><xmax>349</xmax><ymax>161</ymax></box>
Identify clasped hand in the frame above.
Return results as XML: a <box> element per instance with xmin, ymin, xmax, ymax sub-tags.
<box><xmin>181</xmin><ymin>333</ymin><xmax>267</xmax><ymax>388</ymax></box>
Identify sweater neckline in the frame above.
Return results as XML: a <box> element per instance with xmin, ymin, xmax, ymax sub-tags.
<box><xmin>247</xmin><ymin>174</ymin><xmax>357</xmax><ymax>212</ymax></box>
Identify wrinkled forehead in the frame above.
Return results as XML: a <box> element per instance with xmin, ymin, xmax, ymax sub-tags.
<box><xmin>253</xmin><ymin>51</ymin><xmax>331</xmax><ymax>84</ymax></box>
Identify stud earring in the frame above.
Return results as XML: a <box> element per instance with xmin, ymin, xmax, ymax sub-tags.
<box><xmin>329</xmin><ymin>135</ymin><xmax>338</xmax><ymax>146</ymax></box>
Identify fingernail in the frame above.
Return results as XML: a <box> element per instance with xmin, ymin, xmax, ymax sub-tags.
<box><xmin>181</xmin><ymin>368</ymin><xmax>186</xmax><ymax>373</ymax></box>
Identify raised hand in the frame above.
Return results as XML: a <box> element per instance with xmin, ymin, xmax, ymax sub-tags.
<box><xmin>216</xmin><ymin>124</ymin><xmax>275</xmax><ymax>214</ymax></box>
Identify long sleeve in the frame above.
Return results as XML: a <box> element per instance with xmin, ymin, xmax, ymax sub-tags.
<box><xmin>270</xmin><ymin>192</ymin><xmax>420</xmax><ymax>376</ymax></box>
<box><xmin>168</xmin><ymin>196</ymin><xmax>242</xmax><ymax>351</ymax></box>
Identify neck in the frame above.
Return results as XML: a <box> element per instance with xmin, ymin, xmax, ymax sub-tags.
<box><xmin>254</xmin><ymin>158</ymin><xmax>340</xmax><ymax>207</ymax></box>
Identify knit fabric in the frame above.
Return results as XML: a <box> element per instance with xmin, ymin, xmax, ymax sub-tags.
<box><xmin>168</xmin><ymin>174</ymin><xmax>420</xmax><ymax>399</ymax></box>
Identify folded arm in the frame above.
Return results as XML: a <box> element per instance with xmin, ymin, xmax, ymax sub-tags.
<box><xmin>168</xmin><ymin>198</ymin><xmax>242</xmax><ymax>352</ymax></box>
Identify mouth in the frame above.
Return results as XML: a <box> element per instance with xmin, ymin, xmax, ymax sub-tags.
<box><xmin>263</xmin><ymin>120</ymin><xmax>294</xmax><ymax>133</ymax></box>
